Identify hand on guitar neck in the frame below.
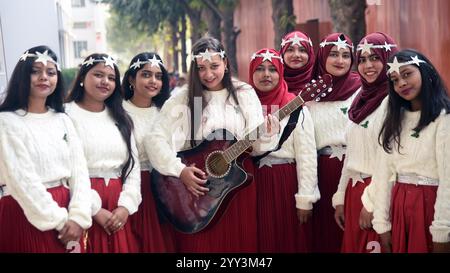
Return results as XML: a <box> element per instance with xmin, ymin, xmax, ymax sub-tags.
<box><xmin>263</xmin><ymin>114</ymin><xmax>280</xmax><ymax>137</ymax></box>
<box><xmin>180</xmin><ymin>163</ymin><xmax>209</xmax><ymax>197</ymax></box>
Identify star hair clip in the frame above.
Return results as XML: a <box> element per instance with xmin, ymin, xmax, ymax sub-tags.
<box><xmin>320</xmin><ymin>36</ymin><xmax>354</xmax><ymax>51</ymax></box>
<box><xmin>281</xmin><ymin>33</ymin><xmax>313</xmax><ymax>48</ymax></box>
<box><xmin>251</xmin><ymin>49</ymin><xmax>283</xmax><ymax>64</ymax></box>
<box><xmin>387</xmin><ymin>55</ymin><xmax>426</xmax><ymax>75</ymax></box>
<box><xmin>357</xmin><ymin>39</ymin><xmax>397</xmax><ymax>54</ymax></box>
<box><xmin>19</xmin><ymin>50</ymin><xmax>61</xmax><ymax>71</ymax></box>
<box><xmin>82</xmin><ymin>55</ymin><xmax>117</xmax><ymax>69</ymax></box>
<box><xmin>192</xmin><ymin>49</ymin><xmax>226</xmax><ymax>63</ymax></box>
<box><xmin>130</xmin><ymin>55</ymin><xmax>164</xmax><ymax>70</ymax></box>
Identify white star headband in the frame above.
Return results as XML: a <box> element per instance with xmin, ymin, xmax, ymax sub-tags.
<box><xmin>281</xmin><ymin>33</ymin><xmax>313</xmax><ymax>48</ymax></box>
<box><xmin>19</xmin><ymin>50</ymin><xmax>61</xmax><ymax>71</ymax></box>
<box><xmin>320</xmin><ymin>36</ymin><xmax>354</xmax><ymax>51</ymax></box>
<box><xmin>82</xmin><ymin>55</ymin><xmax>117</xmax><ymax>69</ymax></box>
<box><xmin>357</xmin><ymin>39</ymin><xmax>397</xmax><ymax>54</ymax></box>
<box><xmin>251</xmin><ymin>49</ymin><xmax>283</xmax><ymax>64</ymax></box>
<box><xmin>192</xmin><ymin>49</ymin><xmax>226</xmax><ymax>63</ymax></box>
<box><xmin>130</xmin><ymin>55</ymin><xmax>164</xmax><ymax>70</ymax></box>
<box><xmin>387</xmin><ymin>55</ymin><xmax>427</xmax><ymax>75</ymax></box>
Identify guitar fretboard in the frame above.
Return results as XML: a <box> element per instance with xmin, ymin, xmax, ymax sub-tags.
<box><xmin>222</xmin><ymin>95</ymin><xmax>305</xmax><ymax>163</ymax></box>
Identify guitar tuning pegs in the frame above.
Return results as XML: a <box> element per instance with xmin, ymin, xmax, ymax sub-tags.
<box><xmin>316</xmin><ymin>89</ymin><xmax>321</xmax><ymax>93</ymax></box>
<box><xmin>307</xmin><ymin>88</ymin><xmax>311</xmax><ymax>92</ymax></box>
<box><xmin>313</xmin><ymin>84</ymin><xmax>317</xmax><ymax>87</ymax></box>
<box><xmin>322</xmin><ymin>84</ymin><xmax>327</xmax><ymax>88</ymax></box>
<box><xmin>310</xmin><ymin>94</ymin><xmax>314</xmax><ymax>97</ymax></box>
<box><xmin>315</xmin><ymin>97</ymin><xmax>321</xmax><ymax>102</ymax></box>
<box><xmin>321</xmin><ymin>93</ymin><xmax>326</xmax><ymax>97</ymax></box>
<box><xmin>328</xmin><ymin>87</ymin><xmax>333</xmax><ymax>93</ymax></box>
<box><xmin>319</xmin><ymin>80</ymin><xmax>324</xmax><ymax>83</ymax></box>
<box><xmin>311</xmin><ymin>79</ymin><xmax>316</xmax><ymax>83</ymax></box>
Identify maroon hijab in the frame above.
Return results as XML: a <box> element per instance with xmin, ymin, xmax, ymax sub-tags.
<box><xmin>314</xmin><ymin>33</ymin><xmax>361</xmax><ymax>102</ymax></box>
<box><xmin>249</xmin><ymin>48</ymin><xmax>295</xmax><ymax>115</ymax></box>
<box><xmin>280</xmin><ymin>31</ymin><xmax>315</xmax><ymax>96</ymax></box>
<box><xmin>348</xmin><ymin>32</ymin><xmax>398</xmax><ymax>124</ymax></box>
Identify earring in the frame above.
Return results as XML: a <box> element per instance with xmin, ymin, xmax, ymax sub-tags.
<box><xmin>80</xmin><ymin>82</ymin><xmax>83</xmax><ymax>87</ymax></box>
<box><xmin>225</xmin><ymin>68</ymin><xmax>229</xmax><ymax>73</ymax></box>
<box><xmin>129</xmin><ymin>84</ymin><xmax>134</xmax><ymax>90</ymax></box>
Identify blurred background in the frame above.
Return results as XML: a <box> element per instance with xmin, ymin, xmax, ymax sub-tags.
<box><xmin>1</xmin><ymin>0</ymin><xmax>449</xmax><ymax>96</ymax></box>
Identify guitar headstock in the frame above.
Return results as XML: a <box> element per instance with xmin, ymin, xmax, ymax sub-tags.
<box><xmin>298</xmin><ymin>74</ymin><xmax>333</xmax><ymax>102</ymax></box>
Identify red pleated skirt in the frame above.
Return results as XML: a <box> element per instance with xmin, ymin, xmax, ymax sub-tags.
<box><xmin>174</xmin><ymin>158</ymin><xmax>258</xmax><ymax>253</ymax></box>
<box><xmin>312</xmin><ymin>155</ymin><xmax>344</xmax><ymax>252</ymax></box>
<box><xmin>0</xmin><ymin>185</ymin><xmax>70</xmax><ymax>253</ymax></box>
<box><xmin>341</xmin><ymin>177</ymin><xmax>380</xmax><ymax>253</ymax></box>
<box><xmin>391</xmin><ymin>182</ymin><xmax>437</xmax><ymax>253</ymax></box>
<box><xmin>131</xmin><ymin>171</ymin><xmax>176</xmax><ymax>252</ymax></box>
<box><xmin>256</xmin><ymin>162</ymin><xmax>313</xmax><ymax>253</ymax></box>
<box><xmin>85</xmin><ymin>177</ymin><xmax>139</xmax><ymax>253</ymax></box>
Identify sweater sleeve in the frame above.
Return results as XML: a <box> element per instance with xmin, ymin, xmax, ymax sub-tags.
<box><xmin>430</xmin><ymin>115</ymin><xmax>450</xmax><ymax>243</ymax></box>
<box><xmin>63</xmin><ymin>116</ymin><xmax>93</xmax><ymax>229</ymax></box>
<box><xmin>0</xmin><ymin>117</ymin><xmax>68</xmax><ymax>231</ymax></box>
<box><xmin>118</xmin><ymin>135</ymin><xmax>142</xmax><ymax>215</ymax></box>
<box><xmin>294</xmin><ymin>108</ymin><xmax>320</xmax><ymax>210</ymax></box>
<box><xmin>372</xmin><ymin>147</ymin><xmax>396</xmax><ymax>235</ymax></box>
<box><xmin>332</xmin><ymin>123</ymin><xmax>352</xmax><ymax>208</ymax></box>
<box><xmin>145</xmin><ymin>91</ymin><xmax>188</xmax><ymax>177</ymax></box>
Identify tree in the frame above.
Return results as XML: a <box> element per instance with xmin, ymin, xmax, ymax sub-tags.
<box><xmin>202</xmin><ymin>0</ymin><xmax>240</xmax><ymax>74</ymax></box>
<box><xmin>328</xmin><ymin>0</ymin><xmax>366</xmax><ymax>47</ymax></box>
<box><xmin>272</xmin><ymin>0</ymin><xmax>296</xmax><ymax>50</ymax></box>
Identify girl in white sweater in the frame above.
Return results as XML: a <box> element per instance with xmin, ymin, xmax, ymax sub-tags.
<box><xmin>121</xmin><ymin>52</ymin><xmax>173</xmax><ymax>252</ymax></box>
<box><xmin>372</xmin><ymin>49</ymin><xmax>450</xmax><ymax>252</ymax></box>
<box><xmin>0</xmin><ymin>46</ymin><xmax>92</xmax><ymax>252</ymax></box>
<box><xmin>65</xmin><ymin>53</ymin><xmax>141</xmax><ymax>253</ymax></box>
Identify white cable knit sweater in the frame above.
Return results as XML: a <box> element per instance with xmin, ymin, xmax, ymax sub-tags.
<box><xmin>371</xmin><ymin>110</ymin><xmax>450</xmax><ymax>243</ymax></box>
<box><xmin>65</xmin><ymin>102</ymin><xmax>141</xmax><ymax>215</ymax></box>
<box><xmin>145</xmin><ymin>81</ymin><xmax>278</xmax><ymax>178</ymax></box>
<box><xmin>122</xmin><ymin>100</ymin><xmax>159</xmax><ymax>170</ymax></box>
<box><xmin>0</xmin><ymin>110</ymin><xmax>92</xmax><ymax>231</ymax></box>
<box><xmin>305</xmin><ymin>91</ymin><xmax>359</xmax><ymax>150</ymax></box>
<box><xmin>262</xmin><ymin>107</ymin><xmax>319</xmax><ymax>210</ymax></box>
<box><xmin>332</xmin><ymin>97</ymin><xmax>388</xmax><ymax>209</ymax></box>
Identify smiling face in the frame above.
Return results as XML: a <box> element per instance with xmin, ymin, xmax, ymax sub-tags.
<box><xmin>325</xmin><ymin>45</ymin><xmax>352</xmax><ymax>77</ymax></box>
<box><xmin>29</xmin><ymin>61</ymin><xmax>58</xmax><ymax>101</ymax></box>
<box><xmin>252</xmin><ymin>60</ymin><xmax>280</xmax><ymax>92</ymax></box>
<box><xmin>130</xmin><ymin>63</ymin><xmax>163</xmax><ymax>101</ymax></box>
<box><xmin>196</xmin><ymin>54</ymin><xmax>227</xmax><ymax>91</ymax></box>
<box><xmin>283</xmin><ymin>44</ymin><xmax>309</xmax><ymax>69</ymax></box>
<box><xmin>358</xmin><ymin>50</ymin><xmax>384</xmax><ymax>83</ymax></box>
<box><xmin>390</xmin><ymin>64</ymin><xmax>422</xmax><ymax>110</ymax></box>
<box><xmin>82</xmin><ymin>63</ymin><xmax>116</xmax><ymax>104</ymax></box>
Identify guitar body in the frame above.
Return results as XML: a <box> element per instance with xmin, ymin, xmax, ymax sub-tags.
<box><xmin>151</xmin><ymin>129</ymin><xmax>251</xmax><ymax>234</ymax></box>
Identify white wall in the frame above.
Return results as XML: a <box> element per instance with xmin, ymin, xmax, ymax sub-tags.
<box><xmin>0</xmin><ymin>0</ymin><xmax>60</xmax><ymax>84</ymax></box>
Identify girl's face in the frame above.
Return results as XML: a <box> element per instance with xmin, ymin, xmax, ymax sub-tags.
<box><xmin>390</xmin><ymin>64</ymin><xmax>422</xmax><ymax>107</ymax></box>
<box><xmin>130</xmin><ymin>63</ymin><xmax>163</xmax><ymax>100</ymax></box>
<box><xmin>29</xmin><ymin>61</ymin><xmax>58</xmax><ymax>100</ymax></box>
<box><xmin>358</xmin><ymin>50</ymin><xmax>383</xmax><ymax>83</ymax></box>
<box><xmin>325</xmin><ymin>45</ymin><xmax>352</xmax><ymax>77</ymax></box>
<box><xmin>252</xmin><ymin>60</ymin><xmax>280</xmax><ymax>92</ymax></box>
<box><xmin>82</xmin><ymin>63</ymin><xmax>116</xmax><ymax>104</ymax></box>
<box><xmin>196</xmin><ymin>54</ymin><xmax>227</xmax><ymax>91</ymax></box>
<box><xmin>283</xmin><ymin>44</ymin><xmax>309</xmax><ymax>69</ymax></box>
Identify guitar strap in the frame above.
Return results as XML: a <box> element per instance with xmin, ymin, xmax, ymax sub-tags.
<box><xmin>253</xmin><ymin>107</ymin><xmax>303</xmax><ymax>164</ymax></box>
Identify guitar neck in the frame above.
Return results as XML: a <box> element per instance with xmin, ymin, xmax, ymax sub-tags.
<box><xmin>223</xmin><ymin>95</ymin><xmax>305</xmax><ymax>163</ymax></box>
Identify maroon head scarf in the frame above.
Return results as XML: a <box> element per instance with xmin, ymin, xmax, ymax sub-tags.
<box><xmin>280</xmin><ymin>31</ymin><xmax>315</xmax><ymax>96</ymax></box>
<box><xmin>313</xmin><ymin>33</ymin><xmax>361</xmax><ymax>102</ymax></box>
<box><xmin>249</xmin><ymin>48</ymin><xmax>295</xmax><ymax>115</ymax></box>
<box><xmin>348</xmin><ymin>32</ymin><xmax>398</xmax><ymax>124</ymax></box>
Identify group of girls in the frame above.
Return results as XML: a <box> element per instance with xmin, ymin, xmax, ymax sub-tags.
<box><xmin>0</xmin><ymin>28</ymin><xmax>449</xmax><ymax>253</ymax></box>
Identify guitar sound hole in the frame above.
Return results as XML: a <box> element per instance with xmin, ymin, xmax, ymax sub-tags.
<box><xmin>205</xmin><ymin>151</ymin><xmax>231</xmax><ymax>178</ymax></box>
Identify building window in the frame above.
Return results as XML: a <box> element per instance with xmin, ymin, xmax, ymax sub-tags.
<box><xmin>73</xmin><ymin>41</ymin><xmax>88</xmax><ymax>58</ymax></box>
<box><xmin>73</xmin><ymin>22</ymin><xmax>88</xmax><ymax>29</ymax></box>
<box><xmin>72</xmin><ymin>0</ymin><xmax>86</xmax><ymax>8</ymax></box>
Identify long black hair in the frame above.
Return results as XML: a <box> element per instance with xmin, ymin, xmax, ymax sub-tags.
<box><xmin>188</xmin><ymin>36</ymin><xmax>244</xmax><ymax>145</ymax></box>
<box><xmin>66</xmin><ymin>53</ymin><xmax>135</xmax><ymax>182</ymax></box>
<box><xmin>379</xmin><ymin>49</ymin><xmax>450</xmax><ymax>153</ymax></box>
<box><xmin>121</xmin><ymin>52</ymin><xmax>170</xmax><ymax>108</ymax></box>
<box><xmin>0</xmin><ymin>45</ymin><xmax>65</xmax><ymax>113</ymax></box>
